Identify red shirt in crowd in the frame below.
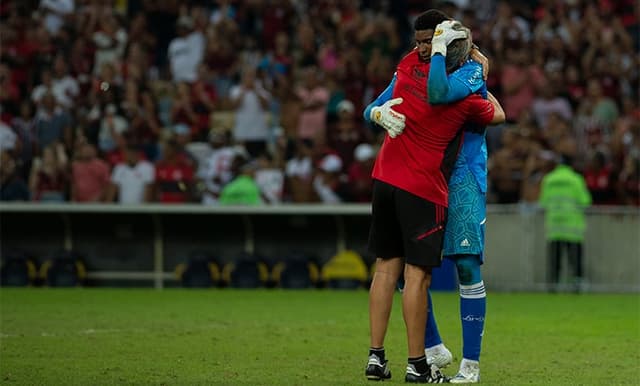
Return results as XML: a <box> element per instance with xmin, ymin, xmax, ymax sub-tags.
<box><xmin>155</xmin><ymin>156</ymin><xmax>194</xmax><ymax>203</ymax></box>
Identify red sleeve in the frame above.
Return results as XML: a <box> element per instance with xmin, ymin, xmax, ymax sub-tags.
<box><xmin>465</xmin><ymin>94</ymin><xmax>495</xmax><ymax>126</ymax></box>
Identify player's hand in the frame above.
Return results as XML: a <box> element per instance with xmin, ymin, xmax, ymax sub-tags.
<box><xmin>431</xmin><ymin>20</ymin><xmax>468</xmax><ymax>57</ymax></box>
<box><xmin>370</xmin><ymin>97</ymin><xmax>405</xmax><ymax>138</ymax></box>
<box><xmin>470</xmin><ymin>46</ymin><xmax>490</xmax><ymax>80</ymax></box>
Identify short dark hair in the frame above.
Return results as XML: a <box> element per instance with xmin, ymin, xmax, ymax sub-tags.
<box><xmin>414</xmin><ymin>9</ymin><xmax>450</xmax><ymax>31</ymax></box>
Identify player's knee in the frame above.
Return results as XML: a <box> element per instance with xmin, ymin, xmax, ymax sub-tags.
<box><xmin>454</xmin><ymin>254</ymin><xmax>482</xmax><ymax>285</ymax></box>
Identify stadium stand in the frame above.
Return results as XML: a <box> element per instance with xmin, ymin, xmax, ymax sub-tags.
<box><xmin>0</xmin><ymin>0</ymin><xmax>636</xmax><ymax>206</ymax></box>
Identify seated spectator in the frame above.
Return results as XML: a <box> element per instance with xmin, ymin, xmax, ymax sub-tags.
<box><xmin>313</xmin><ymin>153</ymin><xmax>350</xmax><ymax>204</ymax></box>
<box><xmin>107</xmin><ymin>144</ymin><xmax>155</xmax><ymax>204</ymax></box>
<box><xmin>0</xmin><ymin>151</ymin><xmax>30</xmax><ymax>201</ymax></box>
<box><xmin>327</xmin><ymin>100</ymin><xmax>370</xmax><ymax>172</ymax></box>
<box><xmin>254</xmin><ymin>153</ymin><xmax>284</xmax><ymax>204</ymax></box>
<box><xmin>583</xmin><ymin>149</ymin><xmax>617</xmax><ymax>205</ymax></box>
<box><xmin>28</xmin><ymin>143</ymin><xmax>68</xmax><ymax>202</ymax></box>
<box><xmin>348</xmin><ymin>143</ymin><xmax>376</xmax><ymax>203</ymax></box>
<box><xmin>199</xmin><ymin>130</ymin><xmax>235</xmax><ymax>205</ymax></box>
<box><xmin>10</xmin><ymin>101</ymin><xmax>37</xmax><ymax>180</ymax></box>
<box><xmin>285</xmin><ymin>139</ymin><xmax>314</xmax><ymax>203</ymax></box>
<box><xmin>617</xmin><ymin>153</ymin><xmax>640</xmax><ymax>206</ymax></box>
<box><xmin>153</xmin><ymin>140</ymin><xmax>194</xmax><ymax>203</ymax></box>
<box><xmin>71</xmin><ymin>143</ymin><xmax>110</xmax><ymax>202</ymax></box>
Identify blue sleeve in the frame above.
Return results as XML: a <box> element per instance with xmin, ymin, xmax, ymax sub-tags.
<box><xmin>428</xmin><ymin>56</ymin><xmax>484</xmax><ymax>104</ymax></box>
<box><xmin>363</xmin><ymin>74</ymin><xmax>396</xmax><ymax>122</ymax></box>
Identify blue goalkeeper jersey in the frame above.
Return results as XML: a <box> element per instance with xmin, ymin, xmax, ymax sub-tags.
<box><xmin>428</xmin><ymin>54</ymin><xmax>488</xmax><ymax>193</ymax></box>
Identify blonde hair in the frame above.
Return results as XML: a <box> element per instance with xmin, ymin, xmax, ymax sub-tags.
<box><xmin>445</xmin><ymin>22</ymin><xmax>472</xmax><ymax>72</ymax></box>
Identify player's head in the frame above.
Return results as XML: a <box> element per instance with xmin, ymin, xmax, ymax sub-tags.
<box><xmin>414</xmin><ymin>9</ymin><xmax>451</xmax><ymax>62</ymax></box>
<box><xmin>444</xmin><ymin>22</ymin><xmax>472</xmax><ymax>72</ymax></box>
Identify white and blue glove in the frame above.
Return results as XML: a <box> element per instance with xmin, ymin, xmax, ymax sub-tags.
<box><xmin>431</xmin><ymin>20</ymin><xmax>468</xmax><ymax>57</ymax></box>
<box><xmin>370</xmin><ymin>97</ymin><xmax>405</xmax><ymax>138</ymax></box>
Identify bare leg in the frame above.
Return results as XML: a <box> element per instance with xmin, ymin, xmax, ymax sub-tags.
<box><xmin>369</xmin><ymin>257</ymin><xmax>403</xmax><ymax>348</ymax></box>
<box><xmin>402</xmin><ymin>263</ymin><xmax>431</xmax><ymax>357</ymax></box>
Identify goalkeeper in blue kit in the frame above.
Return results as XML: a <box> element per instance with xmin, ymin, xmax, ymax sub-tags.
<box><xmin>365</xmin><ymin>10</ymin><xmax>501</xmax><ymax>384</ymax></box>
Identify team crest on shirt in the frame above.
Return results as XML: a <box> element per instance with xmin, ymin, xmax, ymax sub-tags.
<box><xmin>412</xmin><ymin>66</ymin><xmax>426</xmax><ymax>78</ymax></box>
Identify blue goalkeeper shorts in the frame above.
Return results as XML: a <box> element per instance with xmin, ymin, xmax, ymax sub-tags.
<box><xmin>443</xmin><ymin>168</ymin><xmax>486</xmax><ymax>261</ymax></box>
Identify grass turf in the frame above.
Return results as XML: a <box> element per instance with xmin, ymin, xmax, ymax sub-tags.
<box><xmin>1</xmin><ymin>289</ymin><xmax>639</xmax><ymax>385</ymax></box>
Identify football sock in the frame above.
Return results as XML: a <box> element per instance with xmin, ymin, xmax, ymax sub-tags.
<box><xmin>408</xmin><ymin>355</ymin><xmax>429</xmax><ymax>374</ymax></box>
<box><xmin>460</xmin><ymin>280</ymin><xmax>486</xmax><ymax>361</ymax></box>
<box><xmin>369</xmin><ymin>347</ymin><xmax>385</xmax><ymax>362</ymax></box>
<box><xmin>424</xmin><ymin>290</ymin><xmax>443</xmax><ymax>348</ymax></box>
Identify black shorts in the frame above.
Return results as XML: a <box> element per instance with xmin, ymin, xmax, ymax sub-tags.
<box><xmin>367</xmin><ymin>180</ymin><xmax>447</xmax><ymax>268</ymax></box>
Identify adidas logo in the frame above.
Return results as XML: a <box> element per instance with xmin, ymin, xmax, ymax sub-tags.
<box><xmin>460</xmin><ymin>239</ymin><xmax>471</xmax><ymax>247</ymax></box>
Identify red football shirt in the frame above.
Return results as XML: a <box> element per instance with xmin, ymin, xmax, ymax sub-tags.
<box><xmin>372</xmin><ymin>50</ymin><xmax>495</xmax><ymax>207</ymax></box>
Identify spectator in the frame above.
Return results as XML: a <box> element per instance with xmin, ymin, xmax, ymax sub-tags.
<box><xmin>295</xmin><ymin>66</ymin><xmax>330</xmax><ymax>145</ymax></box>
<box><xmin>0</xmin><ymin>119</ymin><xmax>17</xmax><ymax>153</ymax></box>
<box><xmin>34</xmin><ymin>92</ymin><xmax>73</xmax><ymax>151</ymax></box>
<box><xmin>500</xmin><ymin>46</ymin><xmax>546</xmax><ymax>122</ymax></box>
<box><xmin>10</xmin><ymin>101</ymin><xmax>37</xmax><ymax>180</ymax></box>
<box><xmin>71</xmin><ymin>143</ymin><xmax>110</xmax><ymax>202</ymax></box>
<box><xmin>98</xmin><ymin>104</ymin><xmax>128</xmax><ymax>154</ymax></box>
<box><xmin>531</xmin><ymin>82</ymin><xmax>573</xmax><ymax>130</ymax></box>
<box><xmin>229</xmin><ymin>66</ymin><xmax>271</xmax><ymax>158</ymax></box>
<box><xmin>168</xmin><ymin>16</ymin><xmax>205</xmax><ymax>83</ymax></box>
<box><xmin>348</xmin><ymin>143</ymin><xmax>376</xmax><ymax>203</ymax></box>
<box><xmin>617</xmin><ymin>153</ymin><xmax>640</xmax><ymax>206</ymax></box>
<box><xmin>107</xmin><ymin>144</ymin><xmax>155</xmax><ymax>204</ymax></box>
<box><xmin>312</xmin><ymin>153</ymin><xmax>350</xmax><ymax>204</ymax></box>
<box><xmin>153</xmin><ymin>140</ymin><xmax>194</xmax><ymax>203</ymax></box>
<box><xmin>92</xmin><ymin>12</ymin><xmax>128</xmax><ymax>76</ymax></box>
<box><xmin>29</xmin><ymin>143</ymin><xmax>68</xmax><ymax>202</ymax></box>
<box><xmin>254</xmin><ymin>153</ymin><xmax>284</xmax><ymax>204</ymax></box>
<box><xmin>199</xmin><ymin>131</ymin><xmax>235</xmax><ymax>205</ymax></box>
<box><xmin>0</xmin><ymin>150</ymin><xmax>29</xmax><ymax>201</ymax></box>
<box><xmin>327</xmin><ymin>100</ymin><xmax>370</xmax><ymax>172</ymax></box>
<box><xmin>285</xmin><ymin>139</ymin><xmax>314</xmax><ymax>203</ymax></box>
<box><xmin>583</xmin><ymin>149</ymin><xmax>617</xmax><ymax>205</ymax></box>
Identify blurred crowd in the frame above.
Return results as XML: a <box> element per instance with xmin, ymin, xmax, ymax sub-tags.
<box><xmin>0</xmin><ymin>0</ymin><xmax>638</xmax><ymax>205</ymax></box>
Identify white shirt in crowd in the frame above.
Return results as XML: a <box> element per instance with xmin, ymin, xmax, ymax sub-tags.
<box><xmin>200</xmin><ymin>146</ymin><xmax>236</xmax><ymax>205</ymax></box>
<box><xmin>93</xmin><ymin>28</ymin><xmax>128</xmax><ymax>75</ymax></box>
<box><xmin>229</xmin><ymin>84</ymin><xmax>270</xmax><ymax>142</ymax></box>
<box><xmin>0</xmin><ymin>122</ymin><xmax>17</xmax><ymax>152</ymax></box>
<box><xmin>111</xmin><ymin>161</ymin><xmax>155</xmax><ymax>204</ymax></box>
<box><xmin>98</xmin><ymin>113</ymin><xmax>128</xmax><ymax>152</ymax></box>
<box><xmin>285</xmin><ymin>156</ymin><xmax>313</xmax><ymax>180</ymax></box>
<box><xmin>31</xmin><ymin>77</ymin><xmax>79</xmax><ymax>111</ymax></box>
<box><xmin>168</xmin><ymin>32</ymin><xmax>205</xmax><ymax>83</ymax></box>
<box><xmin>255</xmin><ymin>168</ymin><xmax>284</xmax><ymax>204</ymax></box>
<box><xmin>40</xmin><ymin>0</ymin><xmax>74</xmax><ymax>35</ymax></box>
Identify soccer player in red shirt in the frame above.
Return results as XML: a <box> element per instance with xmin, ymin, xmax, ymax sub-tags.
<box><xmin>363</xmin><ymin>14</ymin><xmax>505</xmax><ymax>383</ymax></box>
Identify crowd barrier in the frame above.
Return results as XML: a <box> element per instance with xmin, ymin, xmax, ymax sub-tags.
<box><xmin>1</xmin><ymin>203</ymin><xmax>638</xmax><ymax>292</ymax></box>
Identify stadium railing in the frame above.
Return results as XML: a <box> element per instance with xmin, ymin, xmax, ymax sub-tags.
<box><xmin>0</xmin><ymin>203</ymin><xmax>638</xmax><ymax>292</ymax></box>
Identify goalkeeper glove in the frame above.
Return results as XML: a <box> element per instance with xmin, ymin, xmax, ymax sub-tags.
<box><xmin>431</xmin><ymin>20</ymin><xmax>468</xmax><ymax>57</ymax></box>
<box><xmin>370</xmin><ymin>97</ymin><xmax>405</xmax><ymax>138</ymax></box>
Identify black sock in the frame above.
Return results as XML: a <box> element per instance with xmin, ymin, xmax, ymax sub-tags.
<box><xmin>408</xmin><ymin>355</ymin><xmax>428</xmax><ymax>374</ymax></box>
<box><xmin>369</xmin><ymin>347</ymin><xmax>385</xmax><ymax>362</ymax></box>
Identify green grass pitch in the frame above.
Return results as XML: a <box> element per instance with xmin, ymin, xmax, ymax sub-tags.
<box><xmin>1</xmin><ymin>289</ymin><xmax>639</xmax><ymax>385</ymax></box>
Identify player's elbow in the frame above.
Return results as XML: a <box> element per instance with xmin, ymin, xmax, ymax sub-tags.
<box><xmin>490</xmin><ymin>110</ymin><xmax>506</xmax><ymax>124</ymax></box>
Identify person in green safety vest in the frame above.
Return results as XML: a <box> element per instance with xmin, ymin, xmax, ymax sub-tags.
<box><xmin>219</xmin><ymin>154</ymin><xmax>263</xmax><ymax>206</ymax></box>
<box><xmin>539</xmin><ymin>154</ymin><xmax>592</xmax><ymax>292</ymax></box>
